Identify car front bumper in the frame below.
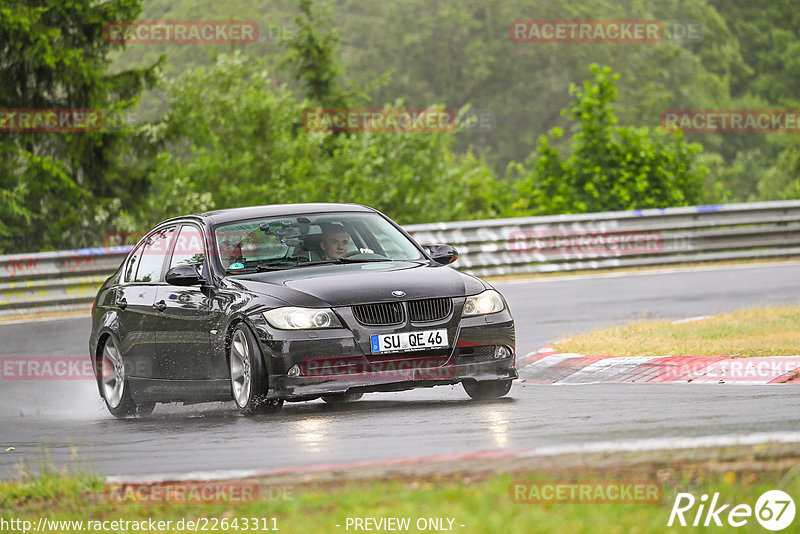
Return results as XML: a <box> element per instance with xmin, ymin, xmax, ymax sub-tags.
<box><xmin>252</xmin><ymin>307</ymin><xmax>517</xmax><ymax>400</ymax></box>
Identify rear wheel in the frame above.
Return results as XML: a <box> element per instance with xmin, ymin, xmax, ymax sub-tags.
<box><xmin>99</xmin><ymin>337</ymin><xmax>154</xmax><ymax>418</ymax></box>
<box><xmin>462</xmin><ymin>380</ymin><xmax>512</xmax><ymax>400</ymax></box>
<box><xmin>229</xmin><ymin>324</ymin><xmax>283</xmax><ymax>415</ymax></box>
<box><xmin>321</xmin><ymin>392</ymin><xmax>363</xmax><ymax>404</ymax></box>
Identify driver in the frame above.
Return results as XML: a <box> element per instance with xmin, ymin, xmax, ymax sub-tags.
<box><xmin>319</xmin><ymin>224</ymin><xmax>350</xmax><ymax>260</ymax></box>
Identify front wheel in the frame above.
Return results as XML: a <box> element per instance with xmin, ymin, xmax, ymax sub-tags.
<box><xmin>462</xmin><ymin>380</ymin><xmax>512</xmax><ymax>400</ymax></box>
<box><xmin>229</xmin><ymin>324</ymin><xmax>283</xmax><ymax>415</ymax></box>
<box><xmin>99</xmin><ymin>337</ymin><xmax>154</xmax><ymax>418</ymax></box>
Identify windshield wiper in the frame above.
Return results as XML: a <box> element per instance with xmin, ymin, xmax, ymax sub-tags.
<box><xmin>337</xmin><ymin>257</ymin><xmax>393</xmax><ymax>263</ymax></box>
<box><xmin>256</xmin><ymin>264</ymin><xmax>294</xmax><ymax>272</ymax></box>
<box><xmin>298</xmin><ymin>257</ymin><xmax>393</xmax><ymax>267</ymax></box>
<box><xmin>225</xmin><ymin>260</ymin><xmax>299</xmax><ymax>274</ymax></box>
<box><xmin>228</xmin><ymin>257</ymin><xmax>395</xmax><ymax>273</ymax></box>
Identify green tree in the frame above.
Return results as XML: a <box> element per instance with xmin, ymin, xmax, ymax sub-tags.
<box><xmin>756</xmin><ymin>139</ymin><xmax>800</xmax><ymax>200</ymax></box>
<box><xmin>0</xmin><ymin>0</ymin><xmax>161</xmax><ymax>253</ymax></box>
<box><xmin>340</xmin><ymin>0</ymin><xmax>737</xmax><ymax>176</ymax></box>
<box><xmin>509</xmin><ymin>65</ymin><xmax>709</xmax><ymax>215</ymax></box>
<box><xmin>282</xmin><ymin>0</ymin><xmax>354</xmax><ymax>109</ymax></box>
<box><xmin>709</xmin><ymin>0</ymin><xmax>800</xmax><ymax>105</ymax></box>
<box><xmin>128</xmin><ymin>1</ymin><xmax>509</xmax><ymax>229</ymax></box>
<box><xmin>131</xmin><ymin>53</ymin><xmax>505</xmax><ymax>228</ymax></box>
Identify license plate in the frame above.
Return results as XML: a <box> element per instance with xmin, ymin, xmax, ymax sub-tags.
<box><xmin>370</xmin><ymin>329</ymin><xmax>448</xmax><ymax>354</ymax></box>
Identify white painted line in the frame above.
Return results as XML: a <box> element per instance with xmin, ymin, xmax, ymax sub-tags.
<box><xmin>0</xmin><ymin>313</ymin><xmax>90</xmax><ymax>327</ymax></box>
<box><xmin>107</xmin><ymin>469</ymin><xmax>261</xmax><ymax>484</ymax></box>
<box><xmin>520</xmin><ymin>431</ymin><xmax>800</xmax><ymax>458</ymax></box>
<box><xmin>107</xmin><ymin>431</ymin><xmax>800</xmax><ymax>484</ymax></box>
<box><xmin>672</xmin><ymin>315</ymin><xmax>712</xmax><ymax>324</ymax></box>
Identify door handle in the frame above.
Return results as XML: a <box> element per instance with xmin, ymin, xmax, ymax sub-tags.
<box><xmin>116</xmin><ymin>297</ymin><xmax>127</xmax><ymax>310</ymax></box>
<box><xmin>153</xmin><ymin>300</ymin><xmax>167</xmax><ymax>312</ymax></box>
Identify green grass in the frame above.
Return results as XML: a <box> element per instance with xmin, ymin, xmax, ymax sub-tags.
<box><xmin>555</xmin><ymin>305</ymin><xmax>800</xmax><ymax>357</ymax></box>
<box><xmin>3</xmin><ymin>459</ymin><xmax>800</xmax><ymax>533</ymax></box>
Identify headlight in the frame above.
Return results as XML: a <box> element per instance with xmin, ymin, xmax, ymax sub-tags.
<box><xmin>462</xmin><ymin>289</ymin><xmax>505</xmax><ymax>317</ymax></box>
<box><xmin>263</xmin><ymin>307</ymin><xmax>342</xmax><ymax>330</ymax></box>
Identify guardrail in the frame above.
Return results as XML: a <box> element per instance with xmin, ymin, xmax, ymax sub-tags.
<box><xmin>0</xmin><ymin>247</ymin><xmax>132</xmax><ymax>317</ymax></box>
<box><xmin>407</xmin><ymin>200</ymin><xmax>800</xmax><ymax>277</ymax></box>
<box><xmin>2</xmin><ymin>200</ymin><xmax>800</xmax><ymax>317</ymax></box>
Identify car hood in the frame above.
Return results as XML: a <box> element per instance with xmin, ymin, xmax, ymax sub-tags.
<box><xmin>230</xmin><ymin>261</ymin><xmax>487</xmax><ymax>307</ymax></box>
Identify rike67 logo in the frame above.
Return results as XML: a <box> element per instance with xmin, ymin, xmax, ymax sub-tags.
<box><xmin>668</xmin><ymin>490</ymin><xmax>795</xmax><ymax>531</ymax></box>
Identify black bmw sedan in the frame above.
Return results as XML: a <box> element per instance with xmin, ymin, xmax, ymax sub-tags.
<box><xmin>89</xmin><ymin>204</ymin><xmax>517</xmax><ymax>417</ymax></box>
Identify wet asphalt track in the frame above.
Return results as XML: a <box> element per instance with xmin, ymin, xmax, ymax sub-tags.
<box><xmin>1</xmin><ymin>262</ymin><xmax>799</xmax><ymax>478</ymax></box>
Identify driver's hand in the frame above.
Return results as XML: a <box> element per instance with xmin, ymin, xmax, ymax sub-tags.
<box><xmin>359</xmin><ymin>247</ymin><xmax>374</xmax><ymax>254</ymax></box>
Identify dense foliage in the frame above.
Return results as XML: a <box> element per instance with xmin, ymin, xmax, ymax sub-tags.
<box><xmin>508</xmin><ymin>65</ymin><xmax>708</xmax><ymax>215</ymax></box>
<box><xmin>124</xmin><ymin>54</ymin><xmax>505</xmax><ymax>227</ymax></box>
<box><xmin>2</xmin><ymin>0</ymin><xmax>798</xmax><ymax>253</ymax></box>
<box><xmin>0</xmin><ymin>0</ymin><xmax>160</xmax><ymax>252</ymax></box>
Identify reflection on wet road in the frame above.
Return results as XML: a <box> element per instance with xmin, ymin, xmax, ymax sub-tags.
<box><xmin>1</xmin><ymin>262</ymin><xmax>799</xmax><ymax>478</ymax></box>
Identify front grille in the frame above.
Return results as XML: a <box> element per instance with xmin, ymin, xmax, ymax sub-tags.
<box><xmin>352</xmin><ymin>302</ymin><xmax>404</xmax><ymax>325</ymax></box>
<box><xmin>408</xmin><ymin>297</ymin><xmax>452</xmax><ymax>322</ymax></box>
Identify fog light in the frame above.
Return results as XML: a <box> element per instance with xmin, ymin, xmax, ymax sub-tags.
<box><xmin>494</xmin><ymin>346</ymin><xmax>511</xmax><ymax>359</ymax></box>
<box><xmin>287</xmin><ymin>364</ymin><xmax>301</xmax><ymax>377</ymax></box>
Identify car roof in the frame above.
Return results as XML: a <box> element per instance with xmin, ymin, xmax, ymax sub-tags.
<box><xmin>162</xmin><ymin>203</ymin><xmax>377</xmax><ymax>226</ymax></box>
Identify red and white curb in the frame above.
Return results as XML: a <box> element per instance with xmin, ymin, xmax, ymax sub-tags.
<box><xmin>517</xmin><ymin>346</ymin><xmax>800</xmax><ymax>384</ymax></box>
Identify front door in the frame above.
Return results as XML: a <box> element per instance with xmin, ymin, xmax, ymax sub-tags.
<box><xmin>156</xmin><ymin>224</ymin><xmax>217</xmax><ymax>380</ymax></box>
<box><xmin>116</xmin><ymin>226</ymin><xmax>176</xmax><ymax>379</ymax></box>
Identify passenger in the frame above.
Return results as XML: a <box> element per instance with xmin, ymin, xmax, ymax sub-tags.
<box><xmin>319</xmin><ymin>224</ymin><xmax>350</xmax><ymax>260</ymax></box>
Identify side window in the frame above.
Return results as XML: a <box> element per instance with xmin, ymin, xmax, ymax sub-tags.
<box><xmin>123</xmin><ymin>245</ymin><xmax>144</xmax><ymax>283</ymax></box>
<box><xmin>360</xmin><ymin>220</ymin><xmax>399</xmax><ymax>255</ymax></box>
<box><xmin>134</xmin><ymin>227</ymin><xmax>176</xmax><ymax>283</ymax></box>
<box><xmin>169</xmin><ymin>225</ymin><xmax>205</xmax><ymax>270</ymax></box>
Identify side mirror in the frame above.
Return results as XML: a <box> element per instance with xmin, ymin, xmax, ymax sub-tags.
<box><xmin>165</xmin><ymin>264</ymin><xmax>204</xmax><ymax>286</ymax></box>
<box><xmin>425</xmin><ymin>244</ymin><xmax>458</xmax><ymax>265</ymax></box>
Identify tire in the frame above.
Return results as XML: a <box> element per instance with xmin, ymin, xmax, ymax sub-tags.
<box><xmin>99</xmin><ymin>336</ymin><xmax>154</xmax><ymax>418</ymax></box>
<box><xmin>462</xmin><ymin>379</ymin><xmax>512</xmax><ymax>400</ymax></box>
<box><xmin>321</xmin><ymin>392</ymin><xmax>363</xmax><ymax>404</ymax></box>
<box><xmin>229</xmin><ymin>324</ymin><xmax>284</xmax><ymax>416</ymax></box>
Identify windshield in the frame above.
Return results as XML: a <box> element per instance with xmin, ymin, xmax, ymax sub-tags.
<box><xmin>214</xmin><ymin>212</ymin><xmax>424</xmax><ymax>272</ymax></box>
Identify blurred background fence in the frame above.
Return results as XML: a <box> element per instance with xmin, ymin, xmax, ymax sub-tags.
<box><xmin>2</xmin><ymin>200</ymin><xmax>799</xmax><ymax>317</ymax></box>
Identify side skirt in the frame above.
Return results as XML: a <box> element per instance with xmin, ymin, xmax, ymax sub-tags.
<box><xmin>128</xmin><ymin>377</ymin><xmax>232</xmax><ymax>403</ymax></box>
